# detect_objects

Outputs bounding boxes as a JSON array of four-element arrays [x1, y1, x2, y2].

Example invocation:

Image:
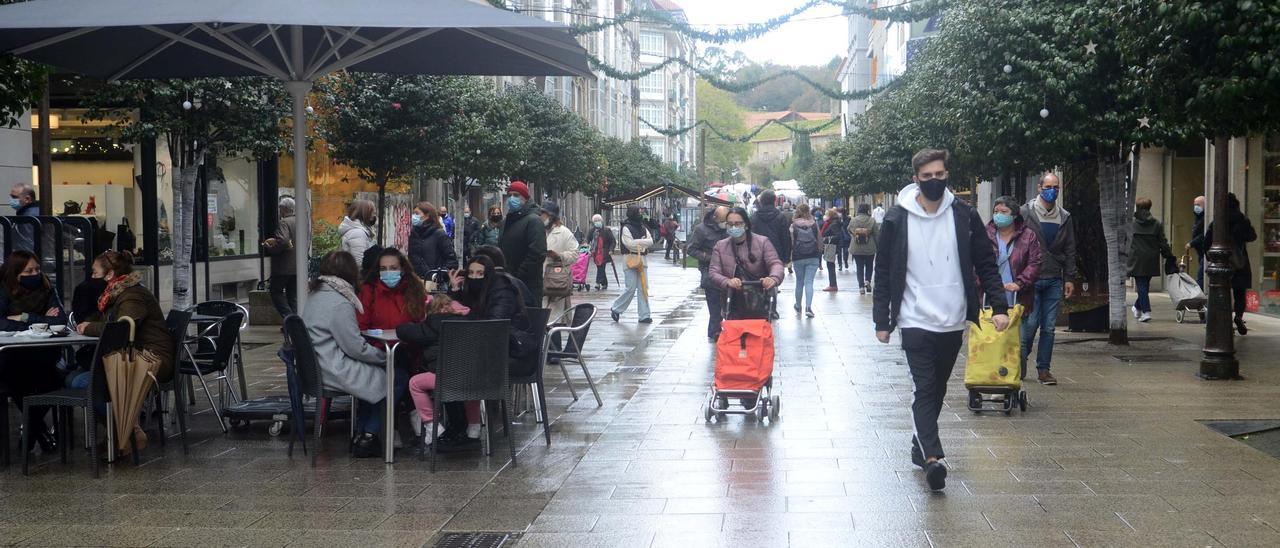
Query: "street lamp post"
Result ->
[[1200, 137, 1239, 379]]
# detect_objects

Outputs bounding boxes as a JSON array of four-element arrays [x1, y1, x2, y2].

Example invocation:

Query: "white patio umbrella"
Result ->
[[0, 0, 591, 311]]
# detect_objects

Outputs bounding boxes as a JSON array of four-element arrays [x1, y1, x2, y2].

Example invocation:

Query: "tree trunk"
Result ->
[[170, 149, 202, 310], [452, 177, 466, 264], [1098, 150, 1136, 345], [376, 176, 387, 247]]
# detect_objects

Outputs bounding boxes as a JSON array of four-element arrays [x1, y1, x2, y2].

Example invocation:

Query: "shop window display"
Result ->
[[1261, 133, 1280, 315]]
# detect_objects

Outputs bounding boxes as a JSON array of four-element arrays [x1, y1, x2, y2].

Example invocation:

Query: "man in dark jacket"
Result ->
[[462, 207, 483, 261], [872, 148, 1008, 492], [1186, 195, 1206, 287], [751, 190, 790, 318], [687, 206, 729, 339], [9, 183, 40, 253], [1018, 172, 1077, 386], [498, 181, 547, 304], [262, 197, 298, 316]]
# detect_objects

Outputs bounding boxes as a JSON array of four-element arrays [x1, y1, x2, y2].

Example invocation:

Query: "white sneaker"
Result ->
[[409, 412, 423, 436], [393, 431, 403, 449], [466, 424, 482, 439], [1132, 305, 1141, 319], [1139, 312, 1152, 323]]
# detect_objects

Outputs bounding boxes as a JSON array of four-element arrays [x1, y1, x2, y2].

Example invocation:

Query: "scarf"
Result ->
[[1031, 197, 1062, 223], [98, 272, 143, 313], [320, 275, 364, 314]]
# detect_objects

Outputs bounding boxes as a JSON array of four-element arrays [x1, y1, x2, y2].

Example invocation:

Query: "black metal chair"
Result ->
[[547, 304, 603, 407], [430, 319, 513, 472], [192, 300, 250, 398], [282, 314, 356, 467], [158, 309, 191, 454], [22, 321, 130, 478], [177, 311, 244, 433], [0, 385, 13, 467], [509, 308, 552, 447]]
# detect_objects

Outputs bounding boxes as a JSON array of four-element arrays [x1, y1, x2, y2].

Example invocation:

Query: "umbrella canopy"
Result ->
[[0, 0, 590, 311]]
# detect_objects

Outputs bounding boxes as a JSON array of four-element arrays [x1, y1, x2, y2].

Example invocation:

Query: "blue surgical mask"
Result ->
[[992, 212, 1015, 228], [8, 197, 21, 209], [506, 196, 524, 211], [380, 271, 402, 288], [1040, 187, 1059, 203], [727, 226, 746, 239], [593, 221, 603, 228], [1193, 205, 1204, 215], [411, 213, 423, 227]]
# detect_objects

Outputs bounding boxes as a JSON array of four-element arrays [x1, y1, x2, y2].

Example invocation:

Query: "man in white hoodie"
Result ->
[[872, 148, 1010, 491]]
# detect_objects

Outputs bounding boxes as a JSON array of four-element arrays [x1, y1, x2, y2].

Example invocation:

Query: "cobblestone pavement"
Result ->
[[3, 256, 1280, 547]]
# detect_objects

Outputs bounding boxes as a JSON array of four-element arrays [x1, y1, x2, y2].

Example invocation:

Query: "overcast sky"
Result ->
[[676, 0, 847, 67]]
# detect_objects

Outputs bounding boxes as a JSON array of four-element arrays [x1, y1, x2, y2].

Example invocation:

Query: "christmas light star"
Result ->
[[1137, 116, 1151, 128], [1084, 41, 1098, 55]]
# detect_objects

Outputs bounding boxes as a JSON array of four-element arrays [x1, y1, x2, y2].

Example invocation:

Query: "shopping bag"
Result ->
[[714, 319, 774, 391], [964, 304, 1024, 389], [1165, 271, 1206, 310], [1246, 290, 1261, 313]]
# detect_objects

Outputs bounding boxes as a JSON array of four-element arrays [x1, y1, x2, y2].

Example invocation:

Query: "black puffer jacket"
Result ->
[[408, 223, 458, 276], [751, 206, 791, 263], [499, 202, 548, 302]]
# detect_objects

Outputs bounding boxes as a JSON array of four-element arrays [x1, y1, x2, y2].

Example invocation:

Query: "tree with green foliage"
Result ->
[[84, 77, 288, 309], [506, 84, 604, 198], [695, 79, 750, 183], [0, 0, 44, 128], [600, 137, 670, 200]]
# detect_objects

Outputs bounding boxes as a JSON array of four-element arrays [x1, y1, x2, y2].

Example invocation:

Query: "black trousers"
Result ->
[[853, 254, 874, 288], [705, 283, 723, 338], [900, 328, 964, 461], [825, 262, 837, 288], [595, 261, 610, 287], [270, 275, 297, 317], [837, 245, 850, 269], [1233, 287, 1247, 317]]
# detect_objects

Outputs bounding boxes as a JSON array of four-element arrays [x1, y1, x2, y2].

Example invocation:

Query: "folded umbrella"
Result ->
[[104, 317, 161, 453]]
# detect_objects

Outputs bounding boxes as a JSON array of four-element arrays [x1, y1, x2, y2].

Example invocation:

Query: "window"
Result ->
[[639, 71, 664, 94], [639, 32, 664, 55], [647, 139, 665, 161], [638, 102, 664, 126]]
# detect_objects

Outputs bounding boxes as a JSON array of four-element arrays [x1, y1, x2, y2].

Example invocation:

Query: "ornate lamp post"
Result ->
[[1200, 137, 1239, 379]]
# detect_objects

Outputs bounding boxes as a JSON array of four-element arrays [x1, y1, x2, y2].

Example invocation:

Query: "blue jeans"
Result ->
[[1020, 278, 1064, 374], [69, 371, 108, 415], [611, 266, 651, 321], [1134, 276, 1152, 313], [792, 258, 819, 310], [355, 366, 408, 435]]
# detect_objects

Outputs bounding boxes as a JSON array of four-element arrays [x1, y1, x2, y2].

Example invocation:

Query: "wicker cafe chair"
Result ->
[[429, 319, 513, 472]]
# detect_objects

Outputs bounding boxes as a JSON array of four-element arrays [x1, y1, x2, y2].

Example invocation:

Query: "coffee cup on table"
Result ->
[[30, 323, 50, 334], [50, 325, 69, 335]]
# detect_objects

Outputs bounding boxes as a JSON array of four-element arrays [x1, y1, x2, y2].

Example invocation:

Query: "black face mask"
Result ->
[[918, 178, 948, 201], [84, 277, 108, 292], [489, 215, 502, 223], [19, 275, 43, 290], [465, 278, 485, 295]]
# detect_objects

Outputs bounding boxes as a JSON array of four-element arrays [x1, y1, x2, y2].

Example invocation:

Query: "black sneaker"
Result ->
[[611, 311, 620, 322], [911, 448, 925, 469], [352, 432, 380, 458], [638, 318, 652, 324], [925, 461, 948, 491]]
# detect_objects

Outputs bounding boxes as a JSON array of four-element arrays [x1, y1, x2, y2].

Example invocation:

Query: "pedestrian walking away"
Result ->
[[663, 215, 680, 261], [688, 206, 730, 339], [263, 196, 298, 317], [709, 207, 784, 320], [1018, 172, 1076, 385], [789, 203, 822, 318], [873, 148, 1008, 492], [611, 205, 654, 323], [1128, 197, 1178, 323], [1205, 192, 1258, 335], [586, 214, 615, 290], [837, 207, 852, 270], [819, 208, 840, 292], [498, 180, 547, 305], [849, 203, 879, 294]]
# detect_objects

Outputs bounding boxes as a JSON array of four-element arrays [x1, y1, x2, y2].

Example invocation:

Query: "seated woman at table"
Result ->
[[74, 250, 174, 451], [357, 248, 423, 447], [397, 255, 528, 447], [302, 251, 388, 458], [0, 250, 67, 453]]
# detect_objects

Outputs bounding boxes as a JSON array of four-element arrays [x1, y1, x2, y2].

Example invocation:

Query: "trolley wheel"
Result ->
[[269, 421, 285, 437], [967, 389, 981, 411], [1018, 391, 1028, 412], [1176, 310, 1186, 323], [770, 395, 780, 421], [755, 400, 767, 421], [704, 405, 713, 422]]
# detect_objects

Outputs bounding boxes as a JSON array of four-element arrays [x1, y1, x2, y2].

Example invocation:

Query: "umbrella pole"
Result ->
[[288, 81, 312, 314]]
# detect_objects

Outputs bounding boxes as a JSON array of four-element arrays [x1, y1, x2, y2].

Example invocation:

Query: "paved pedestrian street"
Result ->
[[3, 259, 1280, 547]]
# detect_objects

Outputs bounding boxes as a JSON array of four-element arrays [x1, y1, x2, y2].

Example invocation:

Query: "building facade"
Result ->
[[837, 2, 940, 134], [635, 0, 697, 170]]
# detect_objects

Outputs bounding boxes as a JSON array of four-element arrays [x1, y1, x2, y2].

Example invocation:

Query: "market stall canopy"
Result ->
[[603, 182, 732, 207], [0, 0, 591, 311]]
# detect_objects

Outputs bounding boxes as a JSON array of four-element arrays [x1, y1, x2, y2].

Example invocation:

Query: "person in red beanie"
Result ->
[[498, 180, 547, 303]]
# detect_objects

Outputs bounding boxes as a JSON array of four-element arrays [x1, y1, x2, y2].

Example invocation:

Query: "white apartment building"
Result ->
[[837, 2, 941, 135], [635, 0, 697, 170]]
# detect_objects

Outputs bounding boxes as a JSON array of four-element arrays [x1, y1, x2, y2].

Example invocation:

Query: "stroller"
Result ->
[[1169, 254, 1207, 323], [704, 280, 780, 423], [572, 244, 591, 292]]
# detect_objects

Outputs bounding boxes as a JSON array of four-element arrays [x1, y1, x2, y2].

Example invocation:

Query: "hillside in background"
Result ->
[[731, 56, 843, 113]]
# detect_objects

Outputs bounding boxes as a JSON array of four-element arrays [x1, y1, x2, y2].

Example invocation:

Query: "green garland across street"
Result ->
[[640, 115, 842, 142]]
